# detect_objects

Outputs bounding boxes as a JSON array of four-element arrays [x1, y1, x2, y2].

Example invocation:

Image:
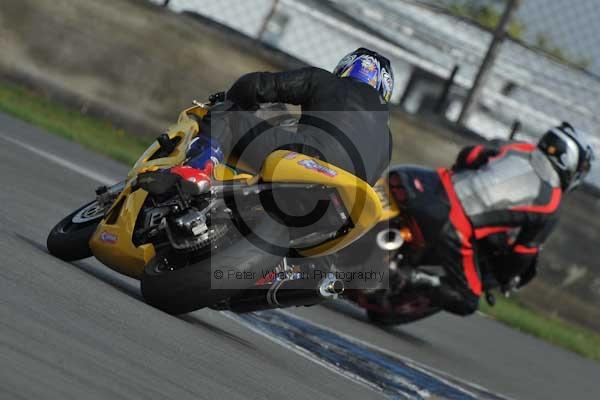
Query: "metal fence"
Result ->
[[420, 0, 600, 74], [155, 0, 600, 186], [408, 0, 600, 165]]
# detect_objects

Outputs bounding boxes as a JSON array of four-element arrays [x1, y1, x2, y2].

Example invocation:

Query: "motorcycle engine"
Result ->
[[134, 198, 230, 254]]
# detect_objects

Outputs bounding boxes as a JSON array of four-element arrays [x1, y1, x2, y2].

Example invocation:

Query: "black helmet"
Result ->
[[538, 122, 595, 191], [333, 48, 394, 102]]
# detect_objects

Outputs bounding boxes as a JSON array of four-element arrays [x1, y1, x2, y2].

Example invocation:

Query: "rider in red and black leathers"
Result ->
[[388, 123, 594, 316], [437, 141, 562, 315]]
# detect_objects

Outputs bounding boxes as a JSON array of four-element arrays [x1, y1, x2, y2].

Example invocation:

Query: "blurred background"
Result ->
[[1, 0, 599, 331]]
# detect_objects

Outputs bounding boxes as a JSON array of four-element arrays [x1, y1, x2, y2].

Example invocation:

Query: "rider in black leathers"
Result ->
[[177, 48, 394, 188]]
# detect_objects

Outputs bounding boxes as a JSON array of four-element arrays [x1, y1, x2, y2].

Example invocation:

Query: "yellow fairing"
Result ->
[[90, 106, 207, 278], [89, 103, 382, 274], [374, 177, 400, 221], [89, 187, 155, 279], [127, 109, 202, 179], [213, 164, 253, 182], [261, 151, 382, 257]]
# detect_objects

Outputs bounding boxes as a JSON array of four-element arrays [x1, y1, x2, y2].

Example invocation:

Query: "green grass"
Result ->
[[1, 77, 600, 361], [480, 296, 600, 361], [0, 80, 151, 165]]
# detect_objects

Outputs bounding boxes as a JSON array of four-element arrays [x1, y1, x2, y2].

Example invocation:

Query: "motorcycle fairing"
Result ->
[[89, 187, 154, 279], [89, 105, 382, 278], [261, 151, 382, 257]]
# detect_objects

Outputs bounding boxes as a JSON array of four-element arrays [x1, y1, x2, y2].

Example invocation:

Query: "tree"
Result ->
[[442, 0, 590, 70], [535, 34, 591, 69], [445, 0, 524, 38]]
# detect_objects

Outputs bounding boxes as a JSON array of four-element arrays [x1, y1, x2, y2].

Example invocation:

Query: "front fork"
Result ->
[[95, 180, 127, 208]]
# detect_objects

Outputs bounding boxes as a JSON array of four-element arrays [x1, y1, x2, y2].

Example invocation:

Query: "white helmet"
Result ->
[[538, 122, 595, 191]]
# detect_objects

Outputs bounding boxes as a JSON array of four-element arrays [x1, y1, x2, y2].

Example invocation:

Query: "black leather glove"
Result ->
[[452, 146, 499, 172], [226, 75, 260, 111]]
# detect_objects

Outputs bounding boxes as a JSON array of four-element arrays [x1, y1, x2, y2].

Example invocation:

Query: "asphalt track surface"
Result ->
[[1, 111, 599, 399]]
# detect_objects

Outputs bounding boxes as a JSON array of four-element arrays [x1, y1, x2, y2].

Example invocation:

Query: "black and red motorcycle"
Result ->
[[339, 165, 510, 326]]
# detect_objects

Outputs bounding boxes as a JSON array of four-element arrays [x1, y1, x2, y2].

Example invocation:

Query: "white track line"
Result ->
[[0, 134, 115, 185]]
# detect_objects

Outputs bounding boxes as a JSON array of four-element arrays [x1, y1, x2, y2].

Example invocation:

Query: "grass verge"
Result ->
[[0, 80, 151, 165], [480, 296, 600, 361], [1, 78, 600, 362]]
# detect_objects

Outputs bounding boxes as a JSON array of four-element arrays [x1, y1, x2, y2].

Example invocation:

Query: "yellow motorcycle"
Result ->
[[47, 95, 382, 314]]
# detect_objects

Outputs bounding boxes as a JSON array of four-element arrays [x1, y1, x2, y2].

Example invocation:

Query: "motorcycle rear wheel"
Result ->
[[367, 308, 440, 326], [367, 297, 441, 326]]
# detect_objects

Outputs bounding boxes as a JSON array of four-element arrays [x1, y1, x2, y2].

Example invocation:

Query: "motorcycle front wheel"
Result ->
[[141, 218, 289, 315], [47, 200, 106, 261]]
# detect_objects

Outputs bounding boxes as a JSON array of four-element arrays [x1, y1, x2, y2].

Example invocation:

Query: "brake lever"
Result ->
[[209, 92, 226, 105]]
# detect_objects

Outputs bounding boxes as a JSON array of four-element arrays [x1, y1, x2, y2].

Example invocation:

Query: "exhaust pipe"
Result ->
[[376, 228, 404, 251], [226, 275, 344, 313]]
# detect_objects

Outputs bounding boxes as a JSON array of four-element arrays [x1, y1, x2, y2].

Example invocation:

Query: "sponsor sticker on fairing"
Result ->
[[298, 159, 338, 177], [99, 231, 118, 244]]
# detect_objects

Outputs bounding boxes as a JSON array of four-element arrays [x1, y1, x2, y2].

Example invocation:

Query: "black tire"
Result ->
[[47, 201, 105, 261], [141, 219, 289, 315], [367, 306, 440, 326]]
